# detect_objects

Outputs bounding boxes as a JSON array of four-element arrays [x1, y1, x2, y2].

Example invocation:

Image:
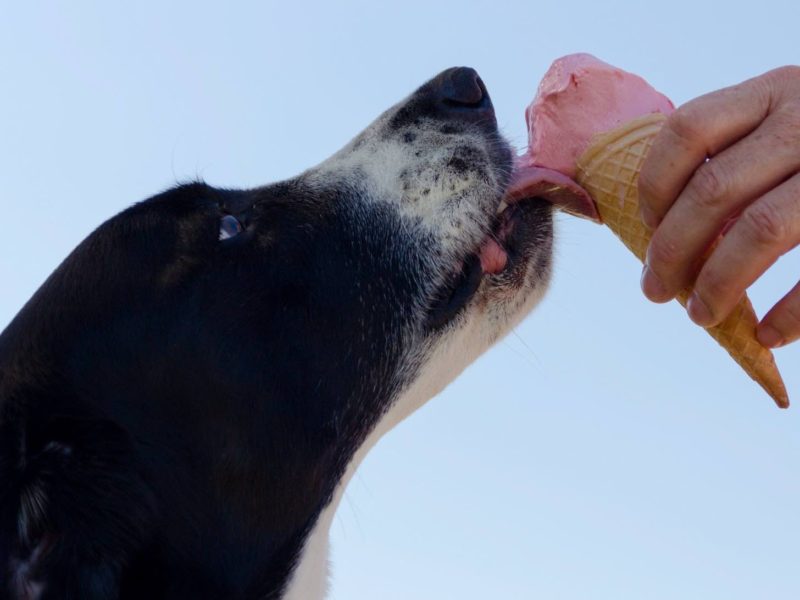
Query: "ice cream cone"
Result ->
[[575, 113, 789, 408]]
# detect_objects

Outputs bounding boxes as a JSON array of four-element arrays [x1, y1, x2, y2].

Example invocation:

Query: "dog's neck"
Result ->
[[283, 319, 489, 599]]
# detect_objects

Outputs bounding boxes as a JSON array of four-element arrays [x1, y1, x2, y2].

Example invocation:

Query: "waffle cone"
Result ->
[[575, 113, 788, 408]]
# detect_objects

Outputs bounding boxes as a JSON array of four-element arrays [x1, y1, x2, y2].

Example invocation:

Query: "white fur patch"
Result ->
[[305, 110, 503, 269]]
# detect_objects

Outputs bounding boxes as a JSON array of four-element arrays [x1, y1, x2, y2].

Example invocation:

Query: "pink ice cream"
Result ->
[[506, 53, 674, 222], [526, 53, 674, 178]]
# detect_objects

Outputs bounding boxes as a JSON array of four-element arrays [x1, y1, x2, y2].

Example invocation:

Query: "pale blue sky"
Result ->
[[1, 2, 798, 598]]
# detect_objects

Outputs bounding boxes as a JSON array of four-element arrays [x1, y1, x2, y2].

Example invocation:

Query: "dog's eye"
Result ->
[[218, 215, 243, 241]]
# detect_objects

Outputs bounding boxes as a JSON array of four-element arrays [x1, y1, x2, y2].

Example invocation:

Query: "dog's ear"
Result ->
[[1, 415, 156, 600]]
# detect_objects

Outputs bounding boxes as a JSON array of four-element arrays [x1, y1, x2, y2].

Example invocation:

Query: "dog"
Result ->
[[1, 67, 560, 599]]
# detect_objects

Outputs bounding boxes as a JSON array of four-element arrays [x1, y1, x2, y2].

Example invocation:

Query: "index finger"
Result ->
[[638, 73, 773, 228]]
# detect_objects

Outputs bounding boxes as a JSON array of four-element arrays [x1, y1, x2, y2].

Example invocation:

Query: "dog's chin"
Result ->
[[426, 195, 553, 331]]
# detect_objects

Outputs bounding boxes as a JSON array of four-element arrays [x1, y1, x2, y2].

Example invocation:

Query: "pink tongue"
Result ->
[[479, 237, 508, 274], [505, 161, 601, 223]]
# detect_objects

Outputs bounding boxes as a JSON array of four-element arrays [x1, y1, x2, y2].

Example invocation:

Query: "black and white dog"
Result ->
[[0, 68, 573, 599]]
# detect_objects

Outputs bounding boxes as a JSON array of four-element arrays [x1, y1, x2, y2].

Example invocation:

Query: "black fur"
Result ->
[[0, 178, 433, 598], [0, 67, 546, 599]]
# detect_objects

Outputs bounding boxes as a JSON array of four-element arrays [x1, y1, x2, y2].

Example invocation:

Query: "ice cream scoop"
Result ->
[[525, 53, 674, 178], [506, 54, 671, 222]]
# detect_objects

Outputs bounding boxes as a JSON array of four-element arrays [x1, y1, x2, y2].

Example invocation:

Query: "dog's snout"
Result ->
[[433, 67, 494, 120], [388, 67, 497, 131], [438, 67, 484, 105]]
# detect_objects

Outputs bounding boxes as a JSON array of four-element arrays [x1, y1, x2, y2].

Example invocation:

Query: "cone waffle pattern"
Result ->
[[575, 114, 788, 408]]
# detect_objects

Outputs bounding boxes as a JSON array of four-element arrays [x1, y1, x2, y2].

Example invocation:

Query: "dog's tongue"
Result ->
[[505, 160, 601, 222], [479, 237, 508, 274]]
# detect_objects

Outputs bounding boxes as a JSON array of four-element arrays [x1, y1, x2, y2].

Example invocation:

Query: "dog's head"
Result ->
[[9, 66, 553, 431], [1, 67, 558, 596], [301, 66, 555, 403]]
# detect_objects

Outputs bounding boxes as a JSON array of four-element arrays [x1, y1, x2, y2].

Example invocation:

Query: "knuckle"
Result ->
[[774, 101, 800, 137], [667, 107, 705, 145], [770, 65, 800, 85], [762, 66, 800, 108], [740, 201, 787, 247], [687, 163, 729, 209]]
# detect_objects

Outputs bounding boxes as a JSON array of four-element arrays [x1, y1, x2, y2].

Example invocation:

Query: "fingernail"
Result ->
[[687, 292, 714, 327], [757, 325, 785, 349], [640, 205, 660, 229], [641, 265, 669, 302]]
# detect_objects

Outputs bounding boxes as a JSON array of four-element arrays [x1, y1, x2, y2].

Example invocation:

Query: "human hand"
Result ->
[[638, 66, 800, 348]]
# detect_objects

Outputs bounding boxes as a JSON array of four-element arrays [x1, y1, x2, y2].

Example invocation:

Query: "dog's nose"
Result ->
[[433, 67, 494, 120]]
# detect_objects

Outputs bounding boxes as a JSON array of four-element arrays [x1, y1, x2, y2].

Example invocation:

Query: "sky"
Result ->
[[1, 1, 798, 598]]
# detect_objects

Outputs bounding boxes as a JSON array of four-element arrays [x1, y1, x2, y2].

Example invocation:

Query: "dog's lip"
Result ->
[[504, 159, 601, 223], [430, 197, 538, 328], [476, 197, 534, 276], [478, 237, 507, 273]]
